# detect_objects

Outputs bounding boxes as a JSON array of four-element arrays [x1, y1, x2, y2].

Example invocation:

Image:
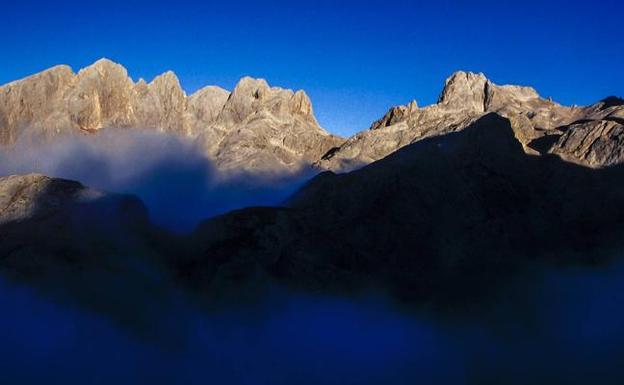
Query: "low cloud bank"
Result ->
[[0, 130, 311, 231]]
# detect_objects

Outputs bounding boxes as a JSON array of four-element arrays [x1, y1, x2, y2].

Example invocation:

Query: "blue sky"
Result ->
[[1, 0, 622, 137]]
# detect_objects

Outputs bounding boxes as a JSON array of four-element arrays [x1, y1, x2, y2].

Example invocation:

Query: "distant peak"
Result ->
[[89, 58, 125, 70], [438, 71, 489, 112], [150, 70, 181, 86], [80, 58, 129, 78], [232, 77, 270, 96], [190, 85, 230, 98], [439, 71, 488, 100], [93, 57, 117, 65], [445, 70, 487, 82]]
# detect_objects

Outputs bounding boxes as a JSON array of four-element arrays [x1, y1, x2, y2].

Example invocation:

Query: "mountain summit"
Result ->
[[1, 63, 622, 173], [318, 71, 624, 171], [0, 59, 342, 174]]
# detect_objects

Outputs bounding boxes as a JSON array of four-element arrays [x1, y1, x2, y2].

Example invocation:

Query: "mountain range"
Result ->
[[0, 59, 341, 175], [1, 60, 624, 304], [2, 59, 623, 175]]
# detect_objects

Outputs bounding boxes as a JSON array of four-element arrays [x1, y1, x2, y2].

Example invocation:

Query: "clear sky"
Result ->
[[1, 0, 622, 137]]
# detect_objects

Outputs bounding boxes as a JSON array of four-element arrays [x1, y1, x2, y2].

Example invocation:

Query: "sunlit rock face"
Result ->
[[317, 71, 624, 171], [548, 98, 624, 168], [3, 62, 621, 174], [196, 76, 343, 174], [0, 59, 343, 175]]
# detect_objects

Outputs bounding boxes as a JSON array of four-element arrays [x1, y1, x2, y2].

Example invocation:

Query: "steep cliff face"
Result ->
[[0, 59, 212, 141], [200, 77, 343, 173], [0, 59, 342, 174], [317, 71, 621, 171]]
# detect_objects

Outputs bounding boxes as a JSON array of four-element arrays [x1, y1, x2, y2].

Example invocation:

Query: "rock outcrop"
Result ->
[[0, 173, 103, 225], [548, 98, 624, 167], [0, 173, 157, 271], [0, 59, 342, 174], [317, 71, 622, 171], [196, 77, 343, 174], [0, 173, 180, 332]]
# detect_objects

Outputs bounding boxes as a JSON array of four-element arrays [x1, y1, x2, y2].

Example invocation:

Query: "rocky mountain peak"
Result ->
[[218, 77, 317, 126], [80, 58, 129, 79], [0, 61, 343, 174], [150, 71, 183, 89], [369, 100, 418, 130], [318, 69, 623, 172], [147, 71, 186, 104], [438, 71, 488, 112], [232, 76, 271, 97]]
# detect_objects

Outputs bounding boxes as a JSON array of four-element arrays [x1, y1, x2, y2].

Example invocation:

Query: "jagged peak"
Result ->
[[78, 58, 129, 80], [231, 76, 271, 99], [150, 70, 181, 87], [444, 70, 487, 83], [190, 85, 230, 99], [87, 58, 127, 72], [438, 71, 488, 110], [368, 99, 418, 130], [91, 57, 119, 66], [438, 71, 546, 112]]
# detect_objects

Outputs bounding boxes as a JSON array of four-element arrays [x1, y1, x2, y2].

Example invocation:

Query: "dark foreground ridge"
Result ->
[[2, 113, 624, 318]]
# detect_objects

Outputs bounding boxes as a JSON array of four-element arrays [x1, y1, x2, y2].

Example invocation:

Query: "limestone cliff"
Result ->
[[317, 71, 622, 171], [0, 59, 342, 174]]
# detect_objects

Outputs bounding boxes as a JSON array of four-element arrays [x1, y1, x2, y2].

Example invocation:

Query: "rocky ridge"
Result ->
[[0, 59, 342, 174], [318, 71, 624, 171]]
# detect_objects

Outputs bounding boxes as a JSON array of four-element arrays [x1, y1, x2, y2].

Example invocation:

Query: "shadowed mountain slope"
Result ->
[[186, 114, 624, 302]]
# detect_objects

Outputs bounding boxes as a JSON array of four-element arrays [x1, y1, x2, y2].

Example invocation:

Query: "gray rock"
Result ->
[[550, 118, 624, 167]]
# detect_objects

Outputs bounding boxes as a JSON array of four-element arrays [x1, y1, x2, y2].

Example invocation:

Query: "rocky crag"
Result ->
[[2, 62, 622, 174], [0, 59, 342, 174], [318, 72, 624, 171]]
